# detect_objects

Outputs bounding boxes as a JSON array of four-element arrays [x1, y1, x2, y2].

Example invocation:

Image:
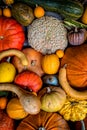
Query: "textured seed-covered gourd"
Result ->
[[28, 16, 68, 54]]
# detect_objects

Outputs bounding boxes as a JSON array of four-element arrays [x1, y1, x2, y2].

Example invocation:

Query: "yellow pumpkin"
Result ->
[[6, 98, 29, 120], [41, 54, 60, 74]]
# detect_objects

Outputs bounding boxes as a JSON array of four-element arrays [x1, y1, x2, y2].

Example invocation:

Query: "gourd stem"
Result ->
[[74, 27, 78, 32]]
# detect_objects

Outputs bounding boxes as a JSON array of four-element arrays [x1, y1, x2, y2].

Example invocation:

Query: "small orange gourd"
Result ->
[[41, 54, 60, 74], [0, 97, 7, 109], [3, 7, 12, 17], [34, 6, 45, 18], [6, 98, 29, 120], [81, 6, 87, 24], [56, 49, 64, 58]]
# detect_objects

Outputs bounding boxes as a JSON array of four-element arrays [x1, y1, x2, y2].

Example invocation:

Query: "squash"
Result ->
[[12, 3, 34, 26], [68, 28, 87, 45], [34, 6, 45, 18], [16, 110, 70, 130], [38, 86, 66, 112], [60, 44, 87, 89], [0, 110, 14, 130], [81, 6, 87, 24], [42, 74, 59, 86], [59, 96, 87, 121], [3, 0, 14, 5], [0, 83, 41, 114], [0, 97, 8, 109], [16, 0, 83, 20], [0, 17, 25, 51], [0, 49, 28, 66], [58, 66, 87, 100], [14, 70, 43, 93], [6, 98, 29, 120], [3, 7, 12, 17], [41, 54, 60, 74], [12, 48, 44, 77], [28, 16, 68, 55]]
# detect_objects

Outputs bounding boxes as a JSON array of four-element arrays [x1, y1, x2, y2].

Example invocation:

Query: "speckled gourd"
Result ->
[[28, 16, 68, 54]]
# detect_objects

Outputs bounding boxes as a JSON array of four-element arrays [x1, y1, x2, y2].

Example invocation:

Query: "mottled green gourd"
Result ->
[[12, 2, 34, 26]]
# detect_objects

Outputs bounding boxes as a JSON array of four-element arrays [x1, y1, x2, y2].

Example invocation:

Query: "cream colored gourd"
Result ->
[[0, 83, 41, 114], [58, 66, 87, 100]]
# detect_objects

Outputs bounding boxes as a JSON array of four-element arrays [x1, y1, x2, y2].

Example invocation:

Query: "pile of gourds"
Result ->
[[0, 0, 87, 130]]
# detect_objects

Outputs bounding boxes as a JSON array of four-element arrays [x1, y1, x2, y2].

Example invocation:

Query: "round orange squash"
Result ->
[[41, 54, 60, 74], [61, 44, 87, 89], [0, 16, 25, 51], [16, 110, 70, 130]]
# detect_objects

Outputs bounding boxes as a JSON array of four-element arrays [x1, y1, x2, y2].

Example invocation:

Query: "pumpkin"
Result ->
[[34, 6, 45, 18], [28, 16, 68, 54], [75, 118, 87, 130], [6, 98, 29, 120], [0, 97, 8, 109], [59, 95, 87, 121], [12, 48, 44, 77], [68, 28, 86, 45], [0, 16, 25, 51], [14, 70, 43, 93], [41, 54, 60, 74], [16, 110, 70, 130], [38, 86, 66, 112], [0, 109, 14, 130], [61, 44, 87, 88], [3, 7, 12, 17]]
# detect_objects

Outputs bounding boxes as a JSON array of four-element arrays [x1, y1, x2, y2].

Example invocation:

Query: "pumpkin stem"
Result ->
[[0, 36, 4, 40], [74, 27, 78, 32], [46, 87, 51, 93], [31, 60, 36, 66], [38, 127, 46, 130]]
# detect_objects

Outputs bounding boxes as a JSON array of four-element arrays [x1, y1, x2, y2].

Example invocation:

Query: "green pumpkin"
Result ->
[[38, 86, 66, 112], [12, 3, 34, 26]]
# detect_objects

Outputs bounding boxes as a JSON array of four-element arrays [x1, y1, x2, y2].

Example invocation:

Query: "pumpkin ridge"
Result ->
[[21, 117, 38, 129]]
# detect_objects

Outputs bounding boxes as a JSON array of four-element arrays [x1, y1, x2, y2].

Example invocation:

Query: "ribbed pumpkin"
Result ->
[[41, 54, 60, 74], [16, 110, 70, 130], [61, 44, 87, 89], [0, 16, 25, 51], [0, 110, 14, 130], [6, 98, 29, 120]]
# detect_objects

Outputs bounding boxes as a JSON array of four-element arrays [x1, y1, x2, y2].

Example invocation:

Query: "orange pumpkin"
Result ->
[[61, 44, 87, 89], [0, 110, 14, 130], [12, 48, 44, 77], [0, 16, 25, 51], [41, 54, 60, 74], [14, 70, 43, 92], [16, 110, 70, 130]]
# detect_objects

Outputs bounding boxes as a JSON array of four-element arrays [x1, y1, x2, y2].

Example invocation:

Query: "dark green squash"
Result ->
[[15, 0, 84, 20]]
